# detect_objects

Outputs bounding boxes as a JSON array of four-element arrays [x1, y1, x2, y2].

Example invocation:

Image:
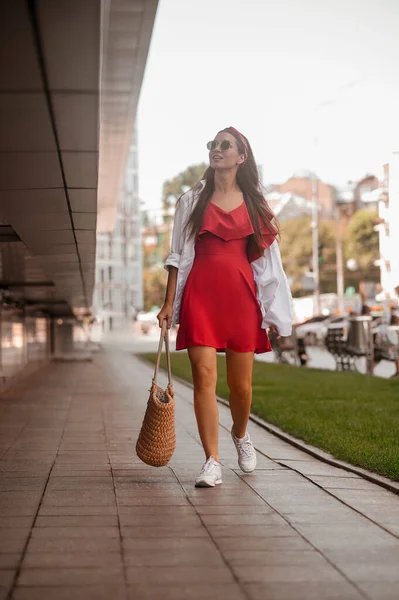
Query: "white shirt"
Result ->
[[164, 182, 294, 337]]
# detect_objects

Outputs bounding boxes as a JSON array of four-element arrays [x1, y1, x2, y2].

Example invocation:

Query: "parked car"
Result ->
[[295, 315, 347, 346], [136, 310, 158, 335]]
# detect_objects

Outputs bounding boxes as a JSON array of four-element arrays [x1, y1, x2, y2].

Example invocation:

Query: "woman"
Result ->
[[157, 127, 293, 487]]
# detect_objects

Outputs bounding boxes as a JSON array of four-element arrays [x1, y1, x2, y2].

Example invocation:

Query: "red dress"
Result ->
[[176, 201, 275, 354]]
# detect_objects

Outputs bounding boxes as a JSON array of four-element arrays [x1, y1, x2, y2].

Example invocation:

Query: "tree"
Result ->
[[343, 210, 379, 272], [278, 210, 380, 298], [342, 209, 380, 291], [143, 267, 167, 311], [279, 216, 337, 296], [162, 163, 208, 221]]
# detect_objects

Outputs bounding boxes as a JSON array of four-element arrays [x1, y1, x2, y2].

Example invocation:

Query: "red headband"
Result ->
[[226, 126, 248, 159]]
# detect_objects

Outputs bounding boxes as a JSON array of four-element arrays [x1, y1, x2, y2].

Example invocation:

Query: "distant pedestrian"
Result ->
[[157, 127, 293, 487]]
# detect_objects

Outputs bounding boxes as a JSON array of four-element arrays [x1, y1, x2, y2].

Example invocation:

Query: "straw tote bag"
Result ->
[[136, 321, 175, 467]]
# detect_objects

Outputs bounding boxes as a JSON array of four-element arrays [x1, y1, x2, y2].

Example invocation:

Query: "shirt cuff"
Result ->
[[262, 318, 292, 337], [164, 252, 181, 272]]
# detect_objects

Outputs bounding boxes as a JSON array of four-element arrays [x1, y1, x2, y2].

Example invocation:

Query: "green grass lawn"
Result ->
[[140, 352, 399, 481]]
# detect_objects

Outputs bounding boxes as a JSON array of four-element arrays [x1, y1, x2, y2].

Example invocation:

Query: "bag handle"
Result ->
[[153, 320, 172, 388]]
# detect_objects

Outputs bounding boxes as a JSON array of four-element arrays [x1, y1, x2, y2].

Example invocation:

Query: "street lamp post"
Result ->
[[312, 80, 362, 317], [335, 204, 345, 314], [311, 175, 321, 315]]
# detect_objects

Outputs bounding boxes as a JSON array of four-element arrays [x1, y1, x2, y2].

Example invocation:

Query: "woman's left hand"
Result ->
[[268, 325, 280, 339]]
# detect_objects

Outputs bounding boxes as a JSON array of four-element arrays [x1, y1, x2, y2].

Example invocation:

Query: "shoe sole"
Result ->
[[239, 463, 256, 473], [195, 478, 222, 488]]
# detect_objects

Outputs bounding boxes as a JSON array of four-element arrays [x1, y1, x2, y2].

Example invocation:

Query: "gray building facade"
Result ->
[[94, 130, 143, 332]]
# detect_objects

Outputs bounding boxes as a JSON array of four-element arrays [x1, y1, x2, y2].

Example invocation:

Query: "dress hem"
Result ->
[[176, 342, 272, 355]]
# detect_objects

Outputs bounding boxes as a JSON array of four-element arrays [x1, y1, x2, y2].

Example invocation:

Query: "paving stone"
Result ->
[[122, 537, 218, 553], [35, 516, 118, 527], [0, 570, 15, 588], [189, 494, 267, 506], [278, 460, 354, 477], [126, 566, 234, 584], [22, 552, 123, 568], [46, 478, 114, 491], [18, 567, 124, 586], [223, 549, 328, 566], [126, 583, 246, 600], [12, 585, 128, 600], [113, 481, 182, 491], [0, 507, 36, 518], [116, 488, 186, 498], [0, 469, 50, 478], [381, 523, 399, 536], [335, 559, 399, 582], [0, 554, 20, 568], [233, 564, 344, 583], [116, 496, 190, 506], [294, 524, 399, 551], [246, 582, 364, 599], [194, 505, 274, 515], [201, 513, 287, 526], [284, 511, 366, 525], [215, 536, 313, 551], [42, 491, 116, 506], [38, 506, 118, 516], [26, 537, 121, 553], [357, 582, 399, 600], [51, 464, 110, 471], [119, 514, 201, 527], [0, 478, 46, 492], [0, 517, 33, 528], [0, 528, 30, 540], [207, 524, 296, 538], [308, 475, 377, 490], [0, 493, 41, 508], [117, 505, 196, 516], [50, 470, 112, 477], [121, 525, 208, 538], [124, 547, 225, 567], [31, 527, 119, 539]]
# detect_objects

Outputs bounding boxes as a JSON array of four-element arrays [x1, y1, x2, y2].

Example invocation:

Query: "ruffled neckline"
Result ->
[[199, 201, 253, 241], [198, 201, 275, 248]]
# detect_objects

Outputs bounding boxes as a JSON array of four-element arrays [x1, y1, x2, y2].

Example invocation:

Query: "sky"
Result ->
[[137, 0, 399, 211]]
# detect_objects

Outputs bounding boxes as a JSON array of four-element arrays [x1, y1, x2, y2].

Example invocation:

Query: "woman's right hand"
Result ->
[[157, 302, 173, 329]]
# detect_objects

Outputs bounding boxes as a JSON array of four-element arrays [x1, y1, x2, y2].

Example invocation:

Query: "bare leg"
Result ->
[[226, 349, 254, 438], [188, 346, 219, 461]]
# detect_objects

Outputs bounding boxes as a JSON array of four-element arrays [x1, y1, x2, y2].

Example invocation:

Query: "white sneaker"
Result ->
[[231, 427, 257, 473], [195, 456, 222, 487]]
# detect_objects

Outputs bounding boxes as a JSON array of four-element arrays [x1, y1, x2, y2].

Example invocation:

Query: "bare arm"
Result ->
[[157, 266, 178, 329]]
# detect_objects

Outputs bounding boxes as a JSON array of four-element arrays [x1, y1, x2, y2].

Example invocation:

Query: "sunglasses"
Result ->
[[207, 140, 234, 151]]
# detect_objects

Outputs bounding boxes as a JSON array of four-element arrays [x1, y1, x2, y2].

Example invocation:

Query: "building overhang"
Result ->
[[0, 0, 158, 319]]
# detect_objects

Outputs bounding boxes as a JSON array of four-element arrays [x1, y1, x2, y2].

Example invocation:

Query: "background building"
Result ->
[[377, 154, 399, 301], [94, 129, 143, 332], [270, 170, 336, 216], [0, 0, 157, 389]]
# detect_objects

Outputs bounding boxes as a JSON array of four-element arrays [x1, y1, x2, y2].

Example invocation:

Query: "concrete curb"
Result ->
[[137, 356, 399, 496]]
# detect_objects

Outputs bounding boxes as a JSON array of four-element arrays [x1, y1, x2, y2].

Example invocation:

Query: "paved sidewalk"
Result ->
[[0, 344, 399, 600]]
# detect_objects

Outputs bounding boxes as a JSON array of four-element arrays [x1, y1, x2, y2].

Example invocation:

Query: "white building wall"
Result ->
[[378, 151, 399, 300]]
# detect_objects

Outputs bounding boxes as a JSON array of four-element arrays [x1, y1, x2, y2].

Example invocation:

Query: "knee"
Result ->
[[192, 363, 216, 391], [228, 380, 252, 397]]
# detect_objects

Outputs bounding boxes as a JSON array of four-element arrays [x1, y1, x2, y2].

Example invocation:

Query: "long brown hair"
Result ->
[[186, 127, 279, 258]]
